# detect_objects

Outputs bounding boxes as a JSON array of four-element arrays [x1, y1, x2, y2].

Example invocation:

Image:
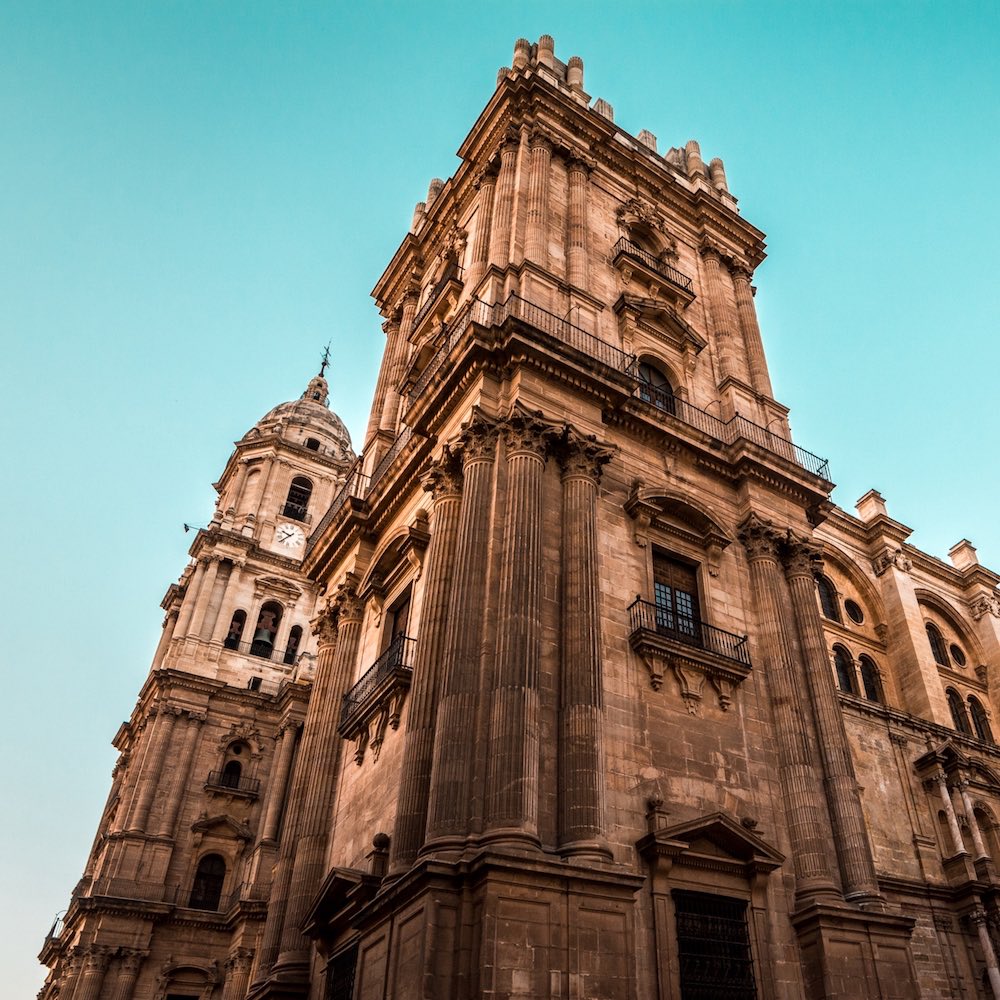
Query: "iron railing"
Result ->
[[367, 425, 413, 498], [629, 598, 751, 666], [612, 237, 693, 292], [411, 261, 463, 331], [308, 461, 371, 544], [223, 638, 297, 663], [728, 415, 830, 479], [340, 634, 415, 727], [406, 299, 487, 405], [205, 770, 261, 795]]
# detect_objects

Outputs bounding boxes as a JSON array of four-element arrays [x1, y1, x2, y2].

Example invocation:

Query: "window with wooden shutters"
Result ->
[[653, 551, 700, 639]]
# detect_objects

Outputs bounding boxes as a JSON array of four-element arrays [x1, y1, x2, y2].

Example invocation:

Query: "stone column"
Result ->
[[783, 540, 882, 905], [59, 949, 85, 1000], [524, 130, 552, 268], [276, 584, 364, 970], [254, 457, 279, 522], [222, 948, 255, 1000], [380, 290, 419, 437], [465, 168, 497, 290], [151, 607, 179, 669], [187, 556, 221, 639], [73, 947, 111, 1000], [483, 410, 555, 846], [934, 771, 968, 856], [127, 706, 180, 833], [700, 242, 741, 386], [959, 779, 991, 860], [210, 559, 245, 645], [566, 155, 590, 290], [156, 711, 205, 837], [364, 317, 400, 448], [173, 561, 206, 636], [391, 452, 464, 871], [488, 131, 519, 269], [260, 721, 299, 844], [558, 433, 613, 859], [109, 950, 145, 1000], [731, 264, 774, 397], [738, 515, 841, 904], [425, 415, 499, 851], [972, 907, 1000, 999]]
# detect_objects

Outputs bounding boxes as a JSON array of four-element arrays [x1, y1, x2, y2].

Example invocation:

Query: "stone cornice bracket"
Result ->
[[557, 428, 616, 483], [624, 480, 659, 549], [737, 513, 783, 562], [872, 546, 912, 577], [970, 593, 1000, 620]]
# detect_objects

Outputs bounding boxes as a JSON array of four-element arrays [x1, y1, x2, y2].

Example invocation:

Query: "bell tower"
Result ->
[[38, 366, 356, 1000]]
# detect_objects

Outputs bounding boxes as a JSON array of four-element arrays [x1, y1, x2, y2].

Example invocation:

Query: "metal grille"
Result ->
[[325, 945, 358, 1000], [674, 891, 757, 1000]]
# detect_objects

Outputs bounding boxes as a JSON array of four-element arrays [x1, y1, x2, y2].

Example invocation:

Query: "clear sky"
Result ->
[[3, 1, 998, 992]]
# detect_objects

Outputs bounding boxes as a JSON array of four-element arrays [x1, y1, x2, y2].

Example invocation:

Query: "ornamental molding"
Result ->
[[872, 547, 912, 577], [252, 575, 303, 602], [421, 445, 464, 501], [557, 429, 616, 482], [500, 405, 562, 459], [218, 722, 265, 758], [970, 593, 1000, 620], [452, 409, 501, 464]]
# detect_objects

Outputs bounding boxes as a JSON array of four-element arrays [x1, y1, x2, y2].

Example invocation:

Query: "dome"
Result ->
[[248, 373, 355, 463]]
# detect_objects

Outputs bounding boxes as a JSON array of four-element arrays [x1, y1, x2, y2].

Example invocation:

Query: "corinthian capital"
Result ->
[[501, 406, 561, 459], [422, 446, 464, 501], [558, 430, 615, 483], [453, 409, 500, 464], [782, 534, 824, 579], [737, 513, 782, 562], [310, 604, 339, 648], [331, 577, 365, 624]]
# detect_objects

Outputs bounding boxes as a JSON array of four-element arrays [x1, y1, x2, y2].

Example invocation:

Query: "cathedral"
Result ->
[[39, 35, 1000, 1000]]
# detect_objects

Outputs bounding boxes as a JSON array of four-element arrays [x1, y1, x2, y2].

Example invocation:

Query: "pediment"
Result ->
[[625, 483, 730, 562], [638, 811, 784, 875], [915, 740, 971, 774], [253, 575, 302, 601], [615, 294, 706, 353], [303, 865, 381, 940], [191, 813, 253, 842]]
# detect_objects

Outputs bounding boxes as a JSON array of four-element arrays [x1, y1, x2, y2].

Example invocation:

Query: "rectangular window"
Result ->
[[325, 944, 358, 1000], [673, 890, 756, 1000], [653, 552, 700, 639]]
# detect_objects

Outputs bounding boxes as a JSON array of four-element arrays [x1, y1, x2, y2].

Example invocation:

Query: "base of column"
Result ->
[[246, 960, 309, 1000], [793, 875, 846, 909], [478, 826, 541, 853], [558, 837, 614, 863]]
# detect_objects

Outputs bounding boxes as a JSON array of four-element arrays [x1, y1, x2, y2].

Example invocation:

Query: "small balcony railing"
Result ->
[[612, 237, 693, 292], [308, 461, 371, 546], [205, 770, 261, 796], [222, 638, 298, 664], [628, 598, 751, 667], [340, 634, 416, 729]]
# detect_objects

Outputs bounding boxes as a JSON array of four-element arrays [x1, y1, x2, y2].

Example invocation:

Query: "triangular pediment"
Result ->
[[615, 294, 706, 354], [191, 813, 253, 842]]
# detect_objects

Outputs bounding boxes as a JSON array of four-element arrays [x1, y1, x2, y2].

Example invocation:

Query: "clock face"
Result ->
[[275, 523, 305, 549]]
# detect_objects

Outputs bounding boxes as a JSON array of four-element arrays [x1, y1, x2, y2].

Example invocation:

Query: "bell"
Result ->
[[252, 628, 273, 647]]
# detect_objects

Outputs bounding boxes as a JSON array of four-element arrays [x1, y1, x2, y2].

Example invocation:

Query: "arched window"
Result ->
[[224, 610, 247, 651], [858, 655, 883, 703], [926, 622, 949, 667], [251, 602, 282, 659], [969, 697, 994, 744], [975, 806, 1000, 859], [947, 688, 971, 734], [816, 575, 841, 622], [833, 645, 856, 695], [188, 854, 226, 911], [283, 625, 303, 665], [221, 759, 242, 788], [283, 476, 313, 522], [636, 362, 675, 415]]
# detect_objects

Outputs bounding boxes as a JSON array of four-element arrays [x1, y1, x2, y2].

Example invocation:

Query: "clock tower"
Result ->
[[38, 367, 356, 1000]]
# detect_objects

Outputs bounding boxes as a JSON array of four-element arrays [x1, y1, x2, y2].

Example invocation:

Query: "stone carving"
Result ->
[[873, 548, 912, 577], [737, 513, 782, 562], [441, 220, 468, 263], [422, 446, 464, 501], [500, 406, 561, 458], [453, 411, 500, 464], [558, 430, 615, 482], [782, 535, 824, 578], [970, 593, 1000, 620], [331, 578, 365, 623], [218, 722, 265, 757], [310, 603, 339, 648]]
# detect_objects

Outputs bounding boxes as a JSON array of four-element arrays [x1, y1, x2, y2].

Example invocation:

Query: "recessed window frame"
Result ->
[[844, 599, 865, 625]]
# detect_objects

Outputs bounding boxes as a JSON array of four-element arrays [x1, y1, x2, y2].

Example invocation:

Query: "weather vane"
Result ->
[[319, 341, 331, 378]]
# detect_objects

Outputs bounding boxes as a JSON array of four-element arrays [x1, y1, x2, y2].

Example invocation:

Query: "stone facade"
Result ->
[[40, 35, 1000, 1000]]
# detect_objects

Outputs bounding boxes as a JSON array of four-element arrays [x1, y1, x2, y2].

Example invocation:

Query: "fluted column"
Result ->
[[425, 415, 499, 850], [391, 451, 464, 870], [109, 950, 145, 1000], [151, 607, 179, 669], [380, 290, 419, 436], [187, 556, 221, 639], [210, 559, 245, 645], [127, 706, 179, 833], [700, 242, 741, 386], [784, 540, 882, 905], [73, 947, 111, 1000], [156, 711, 205, 837], [558, 433, 613, 859], [173, 561, 206, 636], [972, 907, 1000, 999], [253, 457, 278, 523], [276, 584, 364, 968], [738, 516, 840, 903], [524, 131, 552, 267], [566, 155, 590, 289], [731, 264, 773, 397], [59, 949, 84, 1000], [465, 168, 497, 290], [484, 410, 555, 845], [934, 771, 968, 855], [258, 721, 298, 844], [959, 779, 991, 860], [364, 317, 399, 448], [488, 131, 519, 268], [222, 948, 254, 1000]]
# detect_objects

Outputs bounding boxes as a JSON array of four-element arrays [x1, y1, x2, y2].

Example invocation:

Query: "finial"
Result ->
[[319, 341, 331, 378]]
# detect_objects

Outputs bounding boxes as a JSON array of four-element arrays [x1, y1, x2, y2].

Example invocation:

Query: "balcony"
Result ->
[[222, 637, 299, 664], [205, 770, 261, 797], [339, 634, 415, 764], [628, 598, 751, 714], [612, 237, 694, 297], [411, 260, 464, 332]]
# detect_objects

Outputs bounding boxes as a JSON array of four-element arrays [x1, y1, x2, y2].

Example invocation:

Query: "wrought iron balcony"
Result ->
[[222, 638, 297, 663], [205, 770, 261, 796], [340, 634, 415, 729], [612, 237, 693, 292], [628, 599, 750, 666]]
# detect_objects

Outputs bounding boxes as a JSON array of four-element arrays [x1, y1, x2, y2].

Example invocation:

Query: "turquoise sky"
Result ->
[[3, 2, 999, 992]]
